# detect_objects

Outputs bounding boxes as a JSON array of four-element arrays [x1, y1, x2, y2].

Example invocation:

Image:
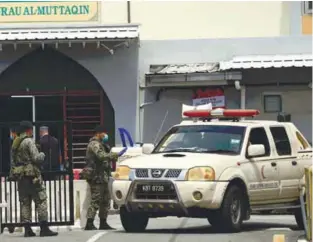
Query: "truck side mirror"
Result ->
[[142, 143, 155, 154], [247, 144, 265, 158]]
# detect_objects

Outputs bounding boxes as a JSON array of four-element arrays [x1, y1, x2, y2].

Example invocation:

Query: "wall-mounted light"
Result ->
[[234, 80, 241, 90]]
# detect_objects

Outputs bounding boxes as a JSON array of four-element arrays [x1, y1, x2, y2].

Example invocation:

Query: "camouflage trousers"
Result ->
[[86, 182, 110, 219], [18, 178, 48, 223]]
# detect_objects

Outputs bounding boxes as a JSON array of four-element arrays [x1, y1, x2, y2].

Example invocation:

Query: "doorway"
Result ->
[[0, 47, 115, 169], [35, 95, 64, 138], [0, 96, 33, 172]]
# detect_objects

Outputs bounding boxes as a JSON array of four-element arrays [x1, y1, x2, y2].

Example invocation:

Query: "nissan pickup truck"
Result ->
[[111, 105, 312, 233]]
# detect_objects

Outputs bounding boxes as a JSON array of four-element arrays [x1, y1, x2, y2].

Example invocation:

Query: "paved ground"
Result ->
[[0, 215, 304, 242]]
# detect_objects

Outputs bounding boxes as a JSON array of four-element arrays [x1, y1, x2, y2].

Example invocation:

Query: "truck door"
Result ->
[[269, 126, 300, 200], [246, 127, 280, 202]]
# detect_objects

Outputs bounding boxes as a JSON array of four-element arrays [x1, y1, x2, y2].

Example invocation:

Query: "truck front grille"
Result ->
[[135, 169, 182, 179], [135, 169, 149, 178], [165, 169, 182, 178]]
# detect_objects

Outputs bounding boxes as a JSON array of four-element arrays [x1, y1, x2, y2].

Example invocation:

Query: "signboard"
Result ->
[[0, 1, 100, 23], [192, 88, 225, 108]]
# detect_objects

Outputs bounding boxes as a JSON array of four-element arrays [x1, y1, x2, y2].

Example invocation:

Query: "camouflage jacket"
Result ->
[[9, 133, 45, 181], [80, 137, 114, 184]]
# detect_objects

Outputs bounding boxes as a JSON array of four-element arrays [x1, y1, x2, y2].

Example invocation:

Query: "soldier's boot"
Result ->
[[39, 221, 58, 237], [84, 218, 97, 231], [99, 219, 115, 230], [24, 224, 36, 237]]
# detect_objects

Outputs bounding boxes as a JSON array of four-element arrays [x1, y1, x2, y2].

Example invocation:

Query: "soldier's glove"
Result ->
[[38, 152, 45, 161], [110, 152, 119, 161]]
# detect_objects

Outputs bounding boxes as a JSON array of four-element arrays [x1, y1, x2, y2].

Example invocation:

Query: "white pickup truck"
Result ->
[[112, 107, 312, 233]]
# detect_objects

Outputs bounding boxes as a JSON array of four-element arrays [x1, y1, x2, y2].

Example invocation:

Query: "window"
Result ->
[[296, 131, 310, 149], [153, 125, 246, 154], [263, 94, 282, 113], [247, 128, 271, 157], [304, 1, 312, 15], [270, 127, 292, 156]]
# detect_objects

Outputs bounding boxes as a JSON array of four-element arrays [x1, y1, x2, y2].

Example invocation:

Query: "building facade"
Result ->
[[0, 1, 311, 169], [137, 1, 313, 143], [0, 1, 140, 169]]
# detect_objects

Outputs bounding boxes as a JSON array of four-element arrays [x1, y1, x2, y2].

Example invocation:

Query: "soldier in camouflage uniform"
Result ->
[[10, 121, 58, 237], [80, 125, 118, 230]]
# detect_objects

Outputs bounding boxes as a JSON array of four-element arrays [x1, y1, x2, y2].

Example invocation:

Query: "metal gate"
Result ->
[[0, 121, 74, 232]]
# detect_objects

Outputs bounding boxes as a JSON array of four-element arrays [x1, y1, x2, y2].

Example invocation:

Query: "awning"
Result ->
[[148, 63, 220, 74], [0, 25, 139, 51], [219, 54, 313, 70], [145, 63, 241, 87]]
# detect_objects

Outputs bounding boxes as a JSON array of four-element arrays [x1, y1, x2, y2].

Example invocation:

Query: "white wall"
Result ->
[[131, 1, 291, 40], [100, 1, 127, 24], [0, 1, 294, 40]]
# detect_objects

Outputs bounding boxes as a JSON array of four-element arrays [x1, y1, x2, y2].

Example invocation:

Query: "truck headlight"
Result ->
[[113, 166, 130, 180], [186, 166, 215, 181]]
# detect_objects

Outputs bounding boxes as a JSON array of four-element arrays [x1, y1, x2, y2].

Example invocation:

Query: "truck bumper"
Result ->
[[112, 179, 229, 215]]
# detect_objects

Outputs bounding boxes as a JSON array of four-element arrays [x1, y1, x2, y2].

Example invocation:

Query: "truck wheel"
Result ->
[[294, 208, 305, 230], [207, 210, 220, 227], [120, 206, 149, 232], [294, 193, 306, 230], [213, 185, 245, 233]]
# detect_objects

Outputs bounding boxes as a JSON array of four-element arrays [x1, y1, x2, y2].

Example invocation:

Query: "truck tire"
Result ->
[[207, 210, 220, 227], [120, 206, 149, 232], [211, 185, 245, 233], [294, 193, 306, 230], [294, 208, 305, 230]]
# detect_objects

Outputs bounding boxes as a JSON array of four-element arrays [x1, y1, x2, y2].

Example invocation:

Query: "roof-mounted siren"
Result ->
[[182, 104, 260, 122], [182, 103, 213, 120]]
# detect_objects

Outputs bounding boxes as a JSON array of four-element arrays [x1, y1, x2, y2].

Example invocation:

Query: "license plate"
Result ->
[[137, 184, 167, 193]]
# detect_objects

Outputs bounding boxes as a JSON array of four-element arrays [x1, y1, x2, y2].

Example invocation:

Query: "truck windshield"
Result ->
[[153, 125, 246, 154]]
